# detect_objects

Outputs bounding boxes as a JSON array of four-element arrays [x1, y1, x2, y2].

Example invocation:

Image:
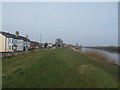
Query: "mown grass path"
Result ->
[[2, 48, 118, 88]]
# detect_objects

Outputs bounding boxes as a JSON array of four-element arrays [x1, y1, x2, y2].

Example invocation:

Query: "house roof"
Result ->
[[30, 41, 39, 44], [0, 31, 30, 42]]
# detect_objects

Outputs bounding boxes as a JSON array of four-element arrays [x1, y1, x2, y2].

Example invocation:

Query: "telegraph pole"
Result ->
[[40, 34, 42, 44], [40, 34, 42, 49]]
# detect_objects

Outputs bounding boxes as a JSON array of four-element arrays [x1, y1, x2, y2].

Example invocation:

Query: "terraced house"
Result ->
[[0, 31, 30, 52]]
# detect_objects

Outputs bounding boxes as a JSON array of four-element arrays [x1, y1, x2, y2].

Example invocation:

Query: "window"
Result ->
[[8, 38, 11, 44], [12, 38, 14, 43], [12, 46, 13, 50], [9, 45, 11, 50], [14, 39, 17, 44]]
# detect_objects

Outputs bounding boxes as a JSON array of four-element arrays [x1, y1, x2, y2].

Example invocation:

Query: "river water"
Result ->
[[82, 48, 120, 65]]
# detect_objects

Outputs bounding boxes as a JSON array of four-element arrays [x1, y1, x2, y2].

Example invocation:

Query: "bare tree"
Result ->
[[55, 39, 63, 48]]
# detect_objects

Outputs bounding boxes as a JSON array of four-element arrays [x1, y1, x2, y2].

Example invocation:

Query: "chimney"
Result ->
[[26, 35, 28, 39], [16, 31, 19, 37]]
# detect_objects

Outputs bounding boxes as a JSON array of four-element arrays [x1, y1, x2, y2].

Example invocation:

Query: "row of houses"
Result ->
[[0, 31, 67, 53], [0, 31, 39, 52]]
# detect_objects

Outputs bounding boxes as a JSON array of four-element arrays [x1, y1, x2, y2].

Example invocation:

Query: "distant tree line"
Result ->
[[85, 46, 120, 53]]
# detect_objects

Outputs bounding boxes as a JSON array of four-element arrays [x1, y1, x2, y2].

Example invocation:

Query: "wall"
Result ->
[[0, 34, 6, 52], [1, 50, 36, 58], [0, 34, 14, 52]]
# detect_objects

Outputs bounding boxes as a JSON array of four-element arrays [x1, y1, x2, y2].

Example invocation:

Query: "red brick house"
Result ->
[[30, 41, 39, 50]]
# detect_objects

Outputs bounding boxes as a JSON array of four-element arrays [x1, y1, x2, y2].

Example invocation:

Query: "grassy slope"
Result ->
[[2, 48, 119, 88]]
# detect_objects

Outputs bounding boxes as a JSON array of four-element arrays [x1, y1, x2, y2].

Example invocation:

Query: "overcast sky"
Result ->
[[2, 2, 118, 46]]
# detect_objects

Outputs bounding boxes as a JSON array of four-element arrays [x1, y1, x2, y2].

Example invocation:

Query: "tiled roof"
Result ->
[[0, 31, 30, 42]]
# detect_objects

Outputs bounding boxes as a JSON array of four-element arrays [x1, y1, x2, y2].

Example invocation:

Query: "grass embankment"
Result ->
[[2, 48, 119, 88]]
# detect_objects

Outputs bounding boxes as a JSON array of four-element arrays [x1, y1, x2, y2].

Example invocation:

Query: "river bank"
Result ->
[[70, 47, 118, 65]]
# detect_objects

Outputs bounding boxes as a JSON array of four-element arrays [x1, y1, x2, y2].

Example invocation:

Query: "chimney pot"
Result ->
[[16, 31, 19, 37]]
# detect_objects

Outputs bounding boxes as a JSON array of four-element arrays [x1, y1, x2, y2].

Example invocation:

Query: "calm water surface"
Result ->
[[82, 48, 120, 65]]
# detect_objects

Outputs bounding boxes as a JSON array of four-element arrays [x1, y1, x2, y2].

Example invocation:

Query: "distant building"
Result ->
[[30, 41, 39, 50], [0, 31, 30, 52], [47, 43, 53, 48], [40, 43, 45, 48], [39, 43, 53, 49]]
